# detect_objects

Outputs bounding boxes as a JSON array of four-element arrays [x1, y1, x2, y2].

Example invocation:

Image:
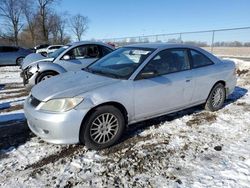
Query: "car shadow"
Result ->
[[0, 102, 10, 110], [115, 86, 248, 149], [224, 86, 248, 105], [0, 99, 25, 111], [0, 117, 33, 152], [0, 84, 5, 90]]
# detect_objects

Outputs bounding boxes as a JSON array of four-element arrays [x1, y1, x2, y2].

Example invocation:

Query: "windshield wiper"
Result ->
[[82, 67, 92, 73], [84, 68, 121, 79], [102, 72, 121, 79]]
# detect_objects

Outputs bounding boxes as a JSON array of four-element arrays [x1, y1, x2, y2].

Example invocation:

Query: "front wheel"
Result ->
[[205, 83, 226, 111], [36, 71, 58, 83], [40, 52, 48, 57], [81, 105, 125, 150]]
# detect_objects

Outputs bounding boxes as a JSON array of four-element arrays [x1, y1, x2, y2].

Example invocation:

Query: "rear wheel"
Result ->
[[80, 105, 125, 150], [205, 83, 226, 111], [41, 52, 47, 57], [16, 57, 24, 66], [36, 71, 58, 83]]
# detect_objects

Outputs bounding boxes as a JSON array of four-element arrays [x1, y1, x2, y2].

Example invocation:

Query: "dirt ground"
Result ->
[[203, 47, 250, 58]]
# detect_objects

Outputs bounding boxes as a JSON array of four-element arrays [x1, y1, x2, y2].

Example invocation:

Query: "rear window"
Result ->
[[101, 46, 113, 57], [49, 46, 62, 50], [190, 50, 213, 68], [1, 46, 19, 52], [39, 44, 49, 49]]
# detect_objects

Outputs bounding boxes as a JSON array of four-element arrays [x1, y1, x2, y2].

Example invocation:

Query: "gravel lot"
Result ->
[[0, 59, 250, 187]]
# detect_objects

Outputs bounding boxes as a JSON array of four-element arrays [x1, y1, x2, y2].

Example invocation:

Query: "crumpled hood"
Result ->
[[31, 71, 119, 101], [21, 53, 54, 69]]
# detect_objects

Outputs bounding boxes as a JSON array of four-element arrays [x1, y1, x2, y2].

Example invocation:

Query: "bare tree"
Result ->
[[37, 0, 56, 42], [48, 13, 60, 42], [0, 0, 71, 47], [21, 0, 36, 45], [70, 14, 88, 41], [0, 0, 23, 45], [57, 14, 68, 44], [48, 12, 68, 44]]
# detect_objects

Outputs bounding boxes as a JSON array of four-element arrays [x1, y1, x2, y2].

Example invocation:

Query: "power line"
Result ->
[[101, 26, 250, 41]]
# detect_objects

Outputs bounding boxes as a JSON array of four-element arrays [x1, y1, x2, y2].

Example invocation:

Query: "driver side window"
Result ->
[[65, 45, 100, 60], [138, 49, 190, 79]]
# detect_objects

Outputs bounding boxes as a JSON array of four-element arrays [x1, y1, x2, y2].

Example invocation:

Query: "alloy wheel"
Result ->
[[211, 87, 224, 108], [90, 113, 119, 144]]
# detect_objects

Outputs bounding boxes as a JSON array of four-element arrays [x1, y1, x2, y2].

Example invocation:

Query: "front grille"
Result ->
[[30, 95, 41, 107]]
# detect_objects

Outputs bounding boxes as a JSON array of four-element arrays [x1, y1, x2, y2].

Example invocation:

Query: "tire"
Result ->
[[36, 71, 58, 83], [41, 52, 47, 57], [80, 105, 125, 150], [16, 57, 24, 66], [205, 83, 226, 112]]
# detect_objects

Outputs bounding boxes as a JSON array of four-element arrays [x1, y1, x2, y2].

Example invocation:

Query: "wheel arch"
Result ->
[[16, 56, 25, 65], [35, 62, 67, 83], [79, 101, 128, 143], [206, 80, 226, 101], [35, 70, 59, 84]]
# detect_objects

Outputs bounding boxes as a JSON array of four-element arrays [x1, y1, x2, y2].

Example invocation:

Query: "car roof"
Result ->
[[68, 41, 115, 49], [49, 45, 63, 47], [124, 43, 201, 50]]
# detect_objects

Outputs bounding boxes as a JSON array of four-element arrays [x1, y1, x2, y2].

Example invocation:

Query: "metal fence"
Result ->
[[100, 26, 250, 58]]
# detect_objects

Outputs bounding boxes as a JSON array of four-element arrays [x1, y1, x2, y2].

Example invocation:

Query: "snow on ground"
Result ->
[[224, 58, 250, 71], [0, 66, 23, 84], [0, 59, 250, 187], [0, 66, 27, 123]]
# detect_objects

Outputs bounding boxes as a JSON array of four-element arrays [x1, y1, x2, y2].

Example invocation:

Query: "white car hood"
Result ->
[[21, 53, 54, 69], [31, 71, 119, 101]]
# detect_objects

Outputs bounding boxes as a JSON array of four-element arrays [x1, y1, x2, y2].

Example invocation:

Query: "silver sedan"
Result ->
[[24, 43, 237, 150]]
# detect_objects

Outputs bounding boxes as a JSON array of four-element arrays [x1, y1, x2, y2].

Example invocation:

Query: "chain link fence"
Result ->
[[101, 27, 250, 59]]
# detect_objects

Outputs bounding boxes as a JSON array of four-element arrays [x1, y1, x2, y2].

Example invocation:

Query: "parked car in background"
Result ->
[[34, 44, 49, 53], [36, 45, 63, 56], [21, 41, 114, 89], [24, 43, 237, 150], [107, 42, 116, 48], [0, 46, 32, 66]]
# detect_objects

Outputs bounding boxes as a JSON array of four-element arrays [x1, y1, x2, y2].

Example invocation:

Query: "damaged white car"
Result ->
[[20, 41, 114, 90]]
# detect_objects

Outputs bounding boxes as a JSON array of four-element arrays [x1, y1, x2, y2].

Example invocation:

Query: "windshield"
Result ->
[[48, 45, 71, 59], [85, 47, 154, 79]]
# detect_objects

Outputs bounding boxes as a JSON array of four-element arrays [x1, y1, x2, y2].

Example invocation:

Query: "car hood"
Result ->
[[31, 71, 120, 101], [21, 53, 54, 69]]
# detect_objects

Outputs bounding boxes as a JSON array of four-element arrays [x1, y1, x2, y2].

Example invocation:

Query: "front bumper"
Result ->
[[21, 69, 37, 90], [24, 97, 89, 144]]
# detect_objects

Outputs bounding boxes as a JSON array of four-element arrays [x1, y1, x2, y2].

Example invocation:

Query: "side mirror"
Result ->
[[138, 70, 158, 79], [62, 55, 70, 60]]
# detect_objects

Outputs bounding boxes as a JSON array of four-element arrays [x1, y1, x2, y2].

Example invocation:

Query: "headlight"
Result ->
[[40, 97, 83, 112]]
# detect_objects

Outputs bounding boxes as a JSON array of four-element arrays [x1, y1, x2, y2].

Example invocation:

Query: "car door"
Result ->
[[189, 49, 218, 103], [133, 48, 194, 120], [57, 45, 101, 71], [0, 46, 19, 65]]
